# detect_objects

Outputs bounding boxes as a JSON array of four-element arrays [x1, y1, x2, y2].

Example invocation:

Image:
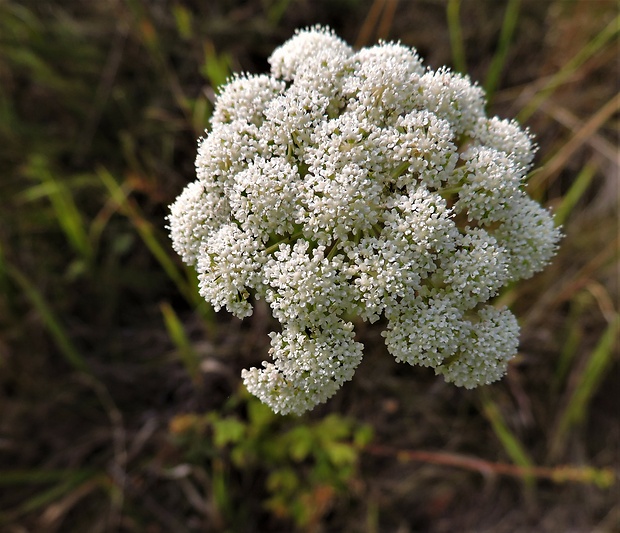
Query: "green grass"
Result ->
[[160, 301, 202, 384], [5, 264, 89, 373], [0, 0, 617, 531], [479, 388, 536, 489], [482, 0, 521, 102], [446, 0, 467, 74], [550, 313, 620, 459], [517, 12, 620, 123]]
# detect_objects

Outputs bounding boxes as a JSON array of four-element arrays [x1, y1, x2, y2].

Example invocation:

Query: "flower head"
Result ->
[[168, 26, 561, 415]]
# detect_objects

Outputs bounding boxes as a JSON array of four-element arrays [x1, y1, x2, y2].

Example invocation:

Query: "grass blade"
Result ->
[[201, 40, 232, 90], [96, 166, 199, 307], [479, 389, 535, 488], [528, 92, 620, 190], [550, 313, 620, 457], [172, 3, 193, 40], [22, 156, 93, 261], [0, 470, 99, 523], [553, 160, 598, 226], [6, 264, 89, 373], [483, 0, 521, 102], [518, 13, 620, 122], [553, 293, 587, 392], [446, 0, 467, 73], [160, 301, 202, 384]]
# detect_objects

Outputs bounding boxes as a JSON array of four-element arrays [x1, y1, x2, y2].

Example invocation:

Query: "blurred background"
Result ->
[[0, 0, 618, 531]]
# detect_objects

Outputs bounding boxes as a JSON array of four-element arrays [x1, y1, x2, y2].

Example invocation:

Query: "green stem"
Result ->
[[264, 231, 304, 255]]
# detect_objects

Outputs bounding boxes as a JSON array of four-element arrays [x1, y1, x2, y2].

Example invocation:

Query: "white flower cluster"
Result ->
[[168, 26, 561, 415]]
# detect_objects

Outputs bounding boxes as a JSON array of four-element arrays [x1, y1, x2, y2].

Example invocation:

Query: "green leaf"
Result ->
[[353, 425, 374, 448], [212, 418, 246, 447], [287, 426, 314, 462], [266, 467, 299, 493], [324, 441, 357, 467]]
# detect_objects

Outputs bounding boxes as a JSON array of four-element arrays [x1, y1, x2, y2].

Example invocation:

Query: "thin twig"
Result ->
[[365, 444, 615, 486]]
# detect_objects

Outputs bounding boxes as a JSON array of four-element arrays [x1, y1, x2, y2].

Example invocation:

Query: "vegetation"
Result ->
[[0, 0, 617, 531]]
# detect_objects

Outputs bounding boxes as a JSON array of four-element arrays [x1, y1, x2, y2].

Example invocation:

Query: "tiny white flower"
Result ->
[[168, 180, 229, 266], [242, 321, 364, 415], [211, 74, 285, 127], [472, 116, 536, 171], [343, 41, 425, 122], [495, 196, 562, 280], [383, 293, 469, 368], [455, 145, 525, 222], [196, 223, 264, 318], [169, 26, 561, 414], [440, 228, 510, 309], [268, 25, 353, 82], [435, 306, 520, 388], [416, 67, 486, 135]]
